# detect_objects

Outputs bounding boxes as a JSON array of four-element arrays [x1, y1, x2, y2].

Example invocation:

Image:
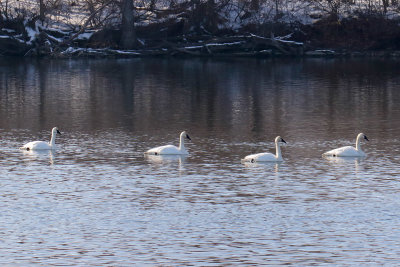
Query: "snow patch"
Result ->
[[24, 19, 41, 45], [46, 34, 64, 43], [76, 32, 94, 40], [114, 50, 141, 55], [206, 41, 244, 47], [2, 28, 16, 33], [61, 47, 141, 56]]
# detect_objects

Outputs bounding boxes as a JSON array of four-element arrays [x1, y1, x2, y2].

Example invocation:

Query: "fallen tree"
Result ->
[[2, 1, 400, 58], [0, 16, 305, 57]]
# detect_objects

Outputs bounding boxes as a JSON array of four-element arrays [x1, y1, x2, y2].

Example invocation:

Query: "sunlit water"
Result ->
[[1, 58, 400, 265]]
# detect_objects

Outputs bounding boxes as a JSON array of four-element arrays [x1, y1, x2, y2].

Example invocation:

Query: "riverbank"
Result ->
[[2, 15, 400, 58], [52, 47, 400, 58]]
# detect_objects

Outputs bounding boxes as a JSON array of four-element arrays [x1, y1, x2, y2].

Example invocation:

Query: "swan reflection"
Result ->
[[323, 155, 364, 164], [323, 155, 365, 173], [145, 154, 187, 169], [242, 161, 281, 172], [21, 149, 56, 165]]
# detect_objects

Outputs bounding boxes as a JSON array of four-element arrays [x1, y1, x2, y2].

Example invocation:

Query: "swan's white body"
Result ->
[[20, 127, 61, 151], [145, 131, 191, 155], [323, 133, 368, 157], [241, 136, 286, 163]]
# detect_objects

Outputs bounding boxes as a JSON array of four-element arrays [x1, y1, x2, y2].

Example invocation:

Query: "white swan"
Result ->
[[323, 133, 369, 157], [241, 136, 286, 163], [145, 131, 191, 155], [20, 127, 61, 151]]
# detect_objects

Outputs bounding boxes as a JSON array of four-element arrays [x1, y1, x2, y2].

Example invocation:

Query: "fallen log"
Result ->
[[0, 36, 31, 56]]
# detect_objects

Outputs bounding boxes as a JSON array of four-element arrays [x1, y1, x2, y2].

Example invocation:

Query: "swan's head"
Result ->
[[52, 127, 61, 135], [180, 131, 191, 141], [275, 136, 286, 144], [358, 133, 368, 141]]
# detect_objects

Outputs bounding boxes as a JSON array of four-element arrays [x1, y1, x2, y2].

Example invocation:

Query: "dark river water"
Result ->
[[1, 57, 400, 265]]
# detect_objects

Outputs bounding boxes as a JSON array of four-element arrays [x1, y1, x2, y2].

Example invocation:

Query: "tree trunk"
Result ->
[[120, 0, 136, 50], [39, 0, 45, 23], [382, 0, 389, 14]]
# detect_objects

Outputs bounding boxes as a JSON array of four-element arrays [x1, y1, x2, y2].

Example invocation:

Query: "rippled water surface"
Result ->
[[1, 58, 400, 265]]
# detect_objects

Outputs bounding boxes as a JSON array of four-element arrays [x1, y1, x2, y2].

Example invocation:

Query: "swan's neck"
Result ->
[[355, 135, 362, 152], [49, 132, 56, 147], [275, 142, 282, 160], [178, 135, 186, 152]]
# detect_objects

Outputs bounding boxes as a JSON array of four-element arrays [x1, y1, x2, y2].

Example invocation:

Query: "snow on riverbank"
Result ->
[[1, 0, 400, 57], [4, 0, 400, 33]]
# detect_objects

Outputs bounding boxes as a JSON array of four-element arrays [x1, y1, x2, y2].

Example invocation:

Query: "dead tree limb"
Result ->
[[59, 0, 114, 47]]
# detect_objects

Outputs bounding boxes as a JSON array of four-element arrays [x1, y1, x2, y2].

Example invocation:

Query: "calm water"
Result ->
[[1, 57, 400, 265]]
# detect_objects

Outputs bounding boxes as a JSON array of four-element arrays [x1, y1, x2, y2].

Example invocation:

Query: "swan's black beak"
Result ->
[[186, 134, 191, 141], [57, 130, 61, 135], [364, 135, 369, 141], [281, 138, 286, 144]]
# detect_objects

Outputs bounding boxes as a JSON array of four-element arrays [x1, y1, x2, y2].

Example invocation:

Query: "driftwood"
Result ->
[[0, 16, 304, 58], [0, 8, 303, 57], [159, 34, 304, 56], [52, 33, 305, 57]]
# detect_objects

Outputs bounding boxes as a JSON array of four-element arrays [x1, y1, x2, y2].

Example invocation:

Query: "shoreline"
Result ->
[[35, 49, 400, 59]]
